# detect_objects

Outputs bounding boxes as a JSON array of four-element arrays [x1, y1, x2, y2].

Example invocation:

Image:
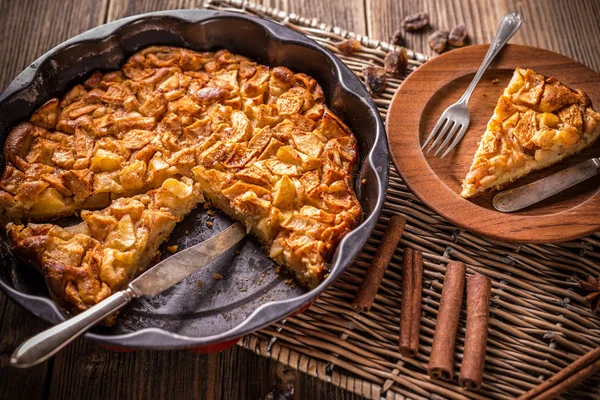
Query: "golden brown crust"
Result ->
[[2, 46, 362, 314], [4, 122, 35, 166], [462, 68, 600, 198]]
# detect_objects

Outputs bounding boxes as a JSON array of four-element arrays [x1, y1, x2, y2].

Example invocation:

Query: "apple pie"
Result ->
[[0, 46, 362, 314], [461, 68, 600, 198]]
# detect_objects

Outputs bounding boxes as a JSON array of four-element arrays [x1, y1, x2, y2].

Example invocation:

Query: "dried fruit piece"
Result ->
[[384, 48, 408, 77], [574, 275, 600, 314], [391, 30, 403, 46], [402, 13, 429, 31], [448, 24, 468, 47], [428, 31, 449, 53], [336, 38, 361, 55], [362, 67, 386, 95]]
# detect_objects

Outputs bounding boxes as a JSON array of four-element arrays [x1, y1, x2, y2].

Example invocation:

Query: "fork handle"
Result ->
[[458, 12, 522, 104]]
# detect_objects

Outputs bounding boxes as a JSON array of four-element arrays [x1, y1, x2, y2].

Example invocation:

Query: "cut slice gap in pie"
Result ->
[[461, 67, 600, 198]]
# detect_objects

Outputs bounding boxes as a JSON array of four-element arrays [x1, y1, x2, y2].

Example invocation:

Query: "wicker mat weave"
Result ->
[[206, 1, 600, 398]]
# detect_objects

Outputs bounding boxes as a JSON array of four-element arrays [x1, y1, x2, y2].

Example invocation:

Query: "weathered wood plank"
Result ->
[[0, 300, 50, 400], [45, 337, 362, 400], [497, 0, 600, 71], [106, 0, 366, 34], [0, 0, 109, 89], [258, 0, 367, 34], [365, 0, 499, 57], [366, 0, 600, 71]]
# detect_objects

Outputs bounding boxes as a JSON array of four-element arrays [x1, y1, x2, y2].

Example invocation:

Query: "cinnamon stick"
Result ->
[[352, 215, 406, 312], [517, 347, 600, 400], [428, 261, 466, 380], [458, 273, 492, 391], [398, 248, 423, 357]]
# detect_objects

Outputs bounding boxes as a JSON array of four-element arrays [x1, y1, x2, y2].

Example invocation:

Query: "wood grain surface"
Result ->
[[0, 1, 599, 399], [387, 44, 600, 243]]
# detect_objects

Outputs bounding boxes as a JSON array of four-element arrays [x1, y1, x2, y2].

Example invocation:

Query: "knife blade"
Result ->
[[11, 221, 247, 368], [129, 221, 246, 296], [493, 158, 600, 213]]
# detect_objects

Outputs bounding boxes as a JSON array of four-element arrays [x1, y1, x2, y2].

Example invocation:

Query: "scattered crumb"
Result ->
[[195, 280, 203, 288], [258, 273, 265, 285], [213, 273, 223, 280], [275, 274, 279, 279], [184, 230, 189, 235], [361, 178, 367, 184], [241, 288, 247, 292], [271, 298, 275, 301], [285, 279, 294, 286], [167, 245, 178, 254], [206, 221, 213, 228], [492, 78, 500, 85], [207, 209, 215, 216], [290, 285, 296, 290], [235, 250, 240, 255], [275, 266, 282, 274]]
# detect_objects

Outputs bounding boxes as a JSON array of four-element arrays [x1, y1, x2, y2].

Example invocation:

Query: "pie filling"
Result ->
[[0, 46, 362, 315], [461, 67, 600, 198]]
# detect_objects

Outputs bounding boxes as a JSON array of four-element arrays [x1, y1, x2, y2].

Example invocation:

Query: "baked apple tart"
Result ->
[[0, 46, 362, 314], [461, 68, 600, 198]]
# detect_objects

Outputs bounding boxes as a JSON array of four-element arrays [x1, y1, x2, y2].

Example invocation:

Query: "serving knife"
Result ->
[[493, 158, 600, 212], [10, 221, 247, 368]]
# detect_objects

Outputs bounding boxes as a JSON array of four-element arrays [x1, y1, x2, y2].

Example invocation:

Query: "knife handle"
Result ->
[[10, 289, 134, 368]]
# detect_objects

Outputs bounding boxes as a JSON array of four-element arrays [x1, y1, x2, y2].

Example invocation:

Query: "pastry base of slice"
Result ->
[[461, 68, 600, 198]]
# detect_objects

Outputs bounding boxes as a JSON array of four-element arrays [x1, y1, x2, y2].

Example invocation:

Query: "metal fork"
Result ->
[[422, 12, 522, 158]]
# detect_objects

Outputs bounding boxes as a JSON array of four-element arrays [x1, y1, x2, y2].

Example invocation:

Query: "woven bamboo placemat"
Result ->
[[206, 1, 600, 398]]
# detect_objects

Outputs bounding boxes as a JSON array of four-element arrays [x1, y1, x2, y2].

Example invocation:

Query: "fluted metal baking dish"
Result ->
[[0, 9, 388, 352]]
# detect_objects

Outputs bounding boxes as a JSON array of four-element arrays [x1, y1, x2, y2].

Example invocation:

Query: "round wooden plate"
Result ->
[[387, 44, 600, 243]]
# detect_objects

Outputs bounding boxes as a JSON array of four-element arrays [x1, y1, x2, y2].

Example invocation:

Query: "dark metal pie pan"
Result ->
[[0, 9, 388, 350]]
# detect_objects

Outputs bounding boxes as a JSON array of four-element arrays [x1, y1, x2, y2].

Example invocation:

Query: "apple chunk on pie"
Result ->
[[461, 68, 600, 198], [0, 46, 362, 315]]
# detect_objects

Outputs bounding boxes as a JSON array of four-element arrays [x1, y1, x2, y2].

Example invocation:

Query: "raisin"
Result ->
[[362, 67, 386, 95], [448, 24, 468, 47], [402, 13, 430, 31], [384, 48, 408, 77], [391, 29, 403, 46], [336, 38, 361, 55], [428, 30, 449, 53]]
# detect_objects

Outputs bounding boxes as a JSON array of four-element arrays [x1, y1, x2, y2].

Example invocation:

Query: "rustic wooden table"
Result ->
[[1, 1, 598, 399]]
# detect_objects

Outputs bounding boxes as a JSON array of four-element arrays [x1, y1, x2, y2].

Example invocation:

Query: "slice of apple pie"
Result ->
[[461, 68, 600, 198], [1, 46, 362, 315], [7, 178, 201, 315]]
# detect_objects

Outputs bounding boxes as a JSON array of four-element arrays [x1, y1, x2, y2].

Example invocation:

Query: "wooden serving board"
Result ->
[[387, 44, 600, 243]]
